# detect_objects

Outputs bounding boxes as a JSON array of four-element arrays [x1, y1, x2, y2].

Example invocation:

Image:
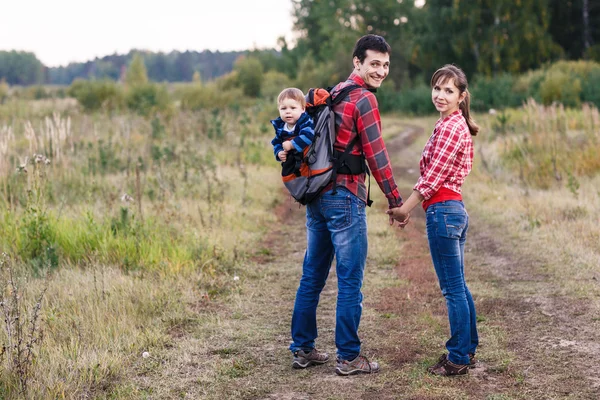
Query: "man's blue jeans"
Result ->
[[290, 188, 368, 361], [426, 200, 479, 365]]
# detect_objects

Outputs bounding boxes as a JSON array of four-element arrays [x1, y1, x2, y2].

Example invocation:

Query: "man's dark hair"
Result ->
[[352, 34, 391, 63]]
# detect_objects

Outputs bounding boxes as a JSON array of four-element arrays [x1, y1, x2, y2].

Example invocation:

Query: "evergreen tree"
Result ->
[[125, 54, 149, 87]]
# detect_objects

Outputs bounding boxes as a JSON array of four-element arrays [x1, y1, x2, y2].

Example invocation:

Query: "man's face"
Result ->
[[353, 50, 390, 89], [278, 98, 305, 126]]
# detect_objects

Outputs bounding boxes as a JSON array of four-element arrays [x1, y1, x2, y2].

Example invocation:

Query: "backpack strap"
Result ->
[[329, 84, 373, 206]]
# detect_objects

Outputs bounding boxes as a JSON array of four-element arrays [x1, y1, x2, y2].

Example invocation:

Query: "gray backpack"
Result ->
[[282, 85, 370, 205]]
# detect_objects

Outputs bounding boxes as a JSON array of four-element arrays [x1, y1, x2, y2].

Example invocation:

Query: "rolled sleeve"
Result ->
[[356, 94, 403, 207]]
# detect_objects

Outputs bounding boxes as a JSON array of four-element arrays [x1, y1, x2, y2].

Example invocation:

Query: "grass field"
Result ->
[[0, 96, 598, 399]]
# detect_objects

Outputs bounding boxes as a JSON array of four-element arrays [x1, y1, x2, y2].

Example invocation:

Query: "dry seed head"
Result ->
[[121, 193, 134, 203]]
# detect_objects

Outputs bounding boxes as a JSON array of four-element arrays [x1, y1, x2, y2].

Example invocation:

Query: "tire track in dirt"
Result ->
[[382, 122, 600, 399]]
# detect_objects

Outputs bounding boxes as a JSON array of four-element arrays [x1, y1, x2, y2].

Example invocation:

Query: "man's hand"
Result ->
[[282, 141, 294, 151], [386, 206, 411, 229], [278, 150, 288, 162]]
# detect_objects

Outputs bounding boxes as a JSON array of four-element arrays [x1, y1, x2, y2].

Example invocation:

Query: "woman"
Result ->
[[388, 64, 479, 376]]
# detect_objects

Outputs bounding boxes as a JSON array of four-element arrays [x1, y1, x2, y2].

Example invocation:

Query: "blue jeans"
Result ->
[[426, 200, 478, 365], [290, 188, 368, 361]]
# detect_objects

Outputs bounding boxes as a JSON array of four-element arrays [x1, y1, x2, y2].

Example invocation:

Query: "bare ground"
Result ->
[[133, 122, 600, 399]]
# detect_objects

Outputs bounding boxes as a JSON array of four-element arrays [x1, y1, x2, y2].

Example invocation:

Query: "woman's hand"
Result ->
[[387, 207, 410, 228]]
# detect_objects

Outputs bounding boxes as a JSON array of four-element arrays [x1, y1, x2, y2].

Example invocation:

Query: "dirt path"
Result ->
[[383, 122, 600, 399], [140, 122, 599, 399]]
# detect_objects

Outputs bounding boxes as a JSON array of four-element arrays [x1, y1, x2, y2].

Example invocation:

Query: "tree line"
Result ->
[[0, 49, 245, 86], [1, 0, 598, 88]]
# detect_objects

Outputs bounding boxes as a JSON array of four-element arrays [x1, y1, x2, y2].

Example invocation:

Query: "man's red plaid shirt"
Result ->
[[414, 109, 474, 201], [326, 73, 403, 208]]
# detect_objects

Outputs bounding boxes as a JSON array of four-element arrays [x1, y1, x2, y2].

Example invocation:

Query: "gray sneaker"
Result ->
[[292, 349, 330, 369], [335, 355, 380, 376]]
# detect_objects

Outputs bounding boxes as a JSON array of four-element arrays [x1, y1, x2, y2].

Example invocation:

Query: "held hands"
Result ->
[[387, 206, 411, 229], [278, 150, 288, 162]]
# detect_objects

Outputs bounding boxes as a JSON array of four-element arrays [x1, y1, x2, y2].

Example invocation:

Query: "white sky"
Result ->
[[0, 0, 295, 67]]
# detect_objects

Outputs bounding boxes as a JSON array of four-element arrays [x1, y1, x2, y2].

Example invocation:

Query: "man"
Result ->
[[289, 34, 407, 376]]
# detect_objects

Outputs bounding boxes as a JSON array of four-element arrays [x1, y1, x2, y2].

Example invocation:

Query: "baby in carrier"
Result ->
[[270, 88, 315, 177]]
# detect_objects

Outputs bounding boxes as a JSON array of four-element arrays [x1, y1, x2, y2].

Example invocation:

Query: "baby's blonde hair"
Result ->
[[277, 88, 306, 108]]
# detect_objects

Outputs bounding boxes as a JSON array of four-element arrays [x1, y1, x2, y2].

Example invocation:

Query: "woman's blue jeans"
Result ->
[[426, 200, 479, 365], [290, 188, 368, 361]]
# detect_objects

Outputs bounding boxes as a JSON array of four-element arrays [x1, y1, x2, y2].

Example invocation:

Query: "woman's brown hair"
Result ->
[[431, 65, 479, 136]]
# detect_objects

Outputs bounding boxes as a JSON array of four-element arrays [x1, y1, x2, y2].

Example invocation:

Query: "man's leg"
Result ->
[[321, 189, 368, 362], [290, 197, 334, 357]]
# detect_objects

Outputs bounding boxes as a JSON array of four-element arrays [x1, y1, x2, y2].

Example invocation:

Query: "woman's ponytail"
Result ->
[[460, 89, 479, 136]]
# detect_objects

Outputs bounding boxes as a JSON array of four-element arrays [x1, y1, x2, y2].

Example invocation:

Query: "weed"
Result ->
[[566, 170, 580, 198], [18, 154, 58, 270], [0, 253, 49, 397]]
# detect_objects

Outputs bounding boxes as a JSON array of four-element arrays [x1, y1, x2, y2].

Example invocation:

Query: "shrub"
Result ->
[[0, 79, 7, 103], [233, 56, 264, 97], [178, 83, 245, 111], [513, 68, 547, 103], [68, 79, 124, 112], [539, 70, 582, 107], [581, 67, 600, 107], [261, 70, 294, 101], [125, 83, 172, 117], [471, 74, 524, 111], [378, 84, 434, 115]]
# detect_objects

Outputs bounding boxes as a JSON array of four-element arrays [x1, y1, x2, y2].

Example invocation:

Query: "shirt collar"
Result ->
[[436, 109, 463, 127], [348, 72, 377, 93]]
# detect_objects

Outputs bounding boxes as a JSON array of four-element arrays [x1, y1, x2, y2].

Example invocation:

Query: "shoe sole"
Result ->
[[335, 367, 380, 376], [292, 359, 329, 369]]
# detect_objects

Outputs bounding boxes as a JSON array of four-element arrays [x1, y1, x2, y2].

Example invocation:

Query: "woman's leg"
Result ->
[[426, 201, 471, 365], [460, 213, 478, 355]]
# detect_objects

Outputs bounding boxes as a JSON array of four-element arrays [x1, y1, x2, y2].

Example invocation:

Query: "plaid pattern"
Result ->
[[326, 73, 402, 208], [414, 110, 474, 200]]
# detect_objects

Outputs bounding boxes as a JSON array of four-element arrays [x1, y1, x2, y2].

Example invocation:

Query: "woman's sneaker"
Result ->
[[292, 349, 330, 369], [429, 359, 469, 376], [427, 353, 477, 373], [335, 355, 380, 376]]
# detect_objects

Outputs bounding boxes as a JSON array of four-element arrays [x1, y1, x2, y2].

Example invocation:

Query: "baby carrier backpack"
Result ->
[[282, 84, 371, 205]]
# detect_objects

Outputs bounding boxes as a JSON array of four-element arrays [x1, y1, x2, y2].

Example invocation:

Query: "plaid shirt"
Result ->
[[414, 110, 474, 200], [326, 73, 403, 208]]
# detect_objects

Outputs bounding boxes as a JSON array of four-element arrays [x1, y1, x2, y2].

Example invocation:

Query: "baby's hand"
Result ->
[[278, 150, 288, 162], [282, 141, 293, 151]]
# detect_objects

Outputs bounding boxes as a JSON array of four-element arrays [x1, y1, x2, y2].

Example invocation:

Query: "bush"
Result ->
[[581, 67, 600, 107], [178, 83, 245, 111], [471, 74, 524, 111], [233, 56, 264, 97], [539, 70, 582, 107], [513, 69, 546, 103], [261, 70, 294, 101], [378, 84, 433, 115], [0, 79, 7, 103], [125, 83, 172, 116], [68, 79, 124, 112]]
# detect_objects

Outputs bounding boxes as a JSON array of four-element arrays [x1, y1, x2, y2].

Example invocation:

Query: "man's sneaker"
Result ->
[[292, 349, 330, 369], [427, 353, 476, 373], [335, 355, 380, 376]]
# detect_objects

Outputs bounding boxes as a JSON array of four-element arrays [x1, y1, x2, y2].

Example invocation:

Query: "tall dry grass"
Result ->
[[0, 96, 282, 397], [469, 101, 600, 297]]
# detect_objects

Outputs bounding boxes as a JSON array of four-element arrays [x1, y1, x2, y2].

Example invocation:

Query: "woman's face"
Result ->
[[431, 77, 465, 118]]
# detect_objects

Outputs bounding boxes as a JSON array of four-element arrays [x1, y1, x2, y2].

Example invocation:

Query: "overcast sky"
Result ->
[[0, 0, 295, 67]]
